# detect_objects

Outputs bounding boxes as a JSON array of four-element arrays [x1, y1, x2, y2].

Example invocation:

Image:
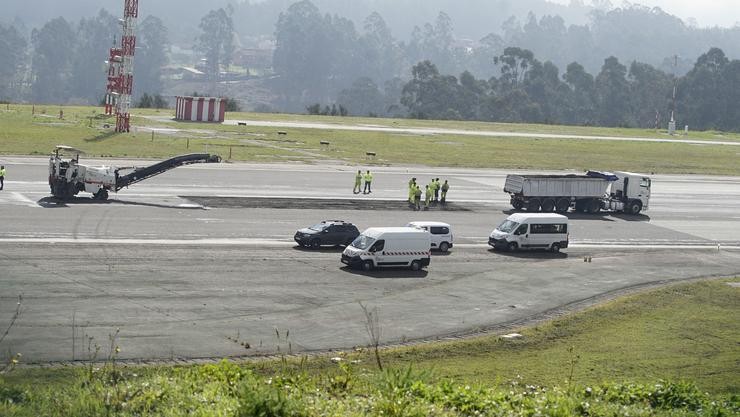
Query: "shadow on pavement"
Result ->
[[37, 196, 205, 210], [340, 266, 429, 279], [292, 245, 346, 253], [501, 209, 651, 222], [487, 248, 568, 259]]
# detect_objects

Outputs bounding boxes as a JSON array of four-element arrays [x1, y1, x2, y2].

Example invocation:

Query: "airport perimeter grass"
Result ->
[[2, 278, 738, 416], [2, 104, 740, 175]]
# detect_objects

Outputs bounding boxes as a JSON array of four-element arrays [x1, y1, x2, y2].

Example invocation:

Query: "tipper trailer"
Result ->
[[503, 171, 651, 215]]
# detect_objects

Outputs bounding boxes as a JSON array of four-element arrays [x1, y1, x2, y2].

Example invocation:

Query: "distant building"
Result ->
[[175, 96, 226, 123], [232, 47, 273, 72]]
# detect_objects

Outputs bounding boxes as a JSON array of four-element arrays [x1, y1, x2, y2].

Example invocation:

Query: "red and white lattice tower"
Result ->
[[103, 0, 138, 132]]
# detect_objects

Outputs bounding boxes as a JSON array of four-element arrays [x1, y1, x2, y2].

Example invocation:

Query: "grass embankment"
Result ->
[[1, 104, 740, 175], [2, 279, 738, 416]]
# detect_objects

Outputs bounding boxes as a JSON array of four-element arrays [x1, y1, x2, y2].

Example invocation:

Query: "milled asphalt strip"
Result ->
[[0, 237, 737, 250], [225, 120, 740, 146]]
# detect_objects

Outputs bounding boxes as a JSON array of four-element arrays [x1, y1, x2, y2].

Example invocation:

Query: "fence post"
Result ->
[[229, 145, 233, 160]]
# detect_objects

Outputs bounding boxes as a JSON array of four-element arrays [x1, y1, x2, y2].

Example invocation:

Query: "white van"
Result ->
[[342, 227, 431, 271], [488, 213, 568, 252], [406, 221, 453, 252]]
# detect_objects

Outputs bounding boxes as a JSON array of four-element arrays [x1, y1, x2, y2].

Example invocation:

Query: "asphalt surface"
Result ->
[[1, 157, 739, 363]]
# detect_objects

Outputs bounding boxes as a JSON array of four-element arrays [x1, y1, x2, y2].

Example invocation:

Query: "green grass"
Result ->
[[2, 104, 740, 175], [2, 278, 738, 416]]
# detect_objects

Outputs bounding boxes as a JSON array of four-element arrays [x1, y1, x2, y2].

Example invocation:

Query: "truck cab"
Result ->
[[609, 171, 651, 214]]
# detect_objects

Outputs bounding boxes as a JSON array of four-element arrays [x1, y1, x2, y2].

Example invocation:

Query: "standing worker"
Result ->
[[433, 177, 441, 202], [424, 184, 432, 210], [408, 178, 416, 204], [0, 165, 5, 190], [363, 170, 373, 194], [413, 184, 422, 211], [353, 170, 362, 194], [440, 180, 449, 204]]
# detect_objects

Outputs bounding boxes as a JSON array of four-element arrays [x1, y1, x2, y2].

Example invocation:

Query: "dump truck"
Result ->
[[503, 171, 651, 215]]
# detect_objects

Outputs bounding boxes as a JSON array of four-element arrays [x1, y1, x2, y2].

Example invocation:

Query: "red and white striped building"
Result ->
[[175, 96, 226, 123]]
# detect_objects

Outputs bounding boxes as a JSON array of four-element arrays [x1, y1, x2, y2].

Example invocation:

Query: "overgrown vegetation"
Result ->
[[2, 278, 737, 416]]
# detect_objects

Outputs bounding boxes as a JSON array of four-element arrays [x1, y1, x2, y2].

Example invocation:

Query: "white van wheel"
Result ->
[[439, 242, 449, 253], [550, 243, 561, 253], [410, 260, 422, 271], [508, 242, 518, 252], [362, 260, 374, 271]]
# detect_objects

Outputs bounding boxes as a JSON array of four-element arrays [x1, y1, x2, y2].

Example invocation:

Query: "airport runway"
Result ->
[[1, 157, 739, 363]]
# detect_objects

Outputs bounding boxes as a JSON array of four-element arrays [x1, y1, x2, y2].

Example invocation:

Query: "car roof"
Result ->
[[320, 220, 355, 226], [362, 227, 428, 237], [407, 221, 451, 227], [506, 213, 568, 222]]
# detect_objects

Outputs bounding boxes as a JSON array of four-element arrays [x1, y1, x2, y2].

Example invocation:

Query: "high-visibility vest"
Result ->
[[0, 169, 5, 177], [364, 173, 373, 182], [442, 183, 449, 192], [355, 173, 362, 183]]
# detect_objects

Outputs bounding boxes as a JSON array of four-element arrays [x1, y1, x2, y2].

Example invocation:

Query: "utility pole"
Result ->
[[668, 54, 678, 135]]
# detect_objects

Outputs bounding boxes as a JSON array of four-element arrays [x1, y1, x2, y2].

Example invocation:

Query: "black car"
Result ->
[[294, 220, 360, 249]]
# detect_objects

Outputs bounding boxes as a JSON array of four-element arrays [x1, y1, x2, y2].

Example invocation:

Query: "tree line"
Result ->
[[0, 11, 168, 105], [392, 47, 740, 132]]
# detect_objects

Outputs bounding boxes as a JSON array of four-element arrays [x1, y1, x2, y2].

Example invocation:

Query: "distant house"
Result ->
[[232, 48, 273, 72]]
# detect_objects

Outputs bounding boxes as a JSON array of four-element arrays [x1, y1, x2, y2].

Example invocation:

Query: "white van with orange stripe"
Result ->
[[342, 227, 431, 271]]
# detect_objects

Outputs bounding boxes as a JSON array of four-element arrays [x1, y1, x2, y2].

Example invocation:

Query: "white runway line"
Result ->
[[0, 237, 737, 250]]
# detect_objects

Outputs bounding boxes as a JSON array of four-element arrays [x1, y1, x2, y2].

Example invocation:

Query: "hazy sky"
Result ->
[[549, 0, 739, 27]]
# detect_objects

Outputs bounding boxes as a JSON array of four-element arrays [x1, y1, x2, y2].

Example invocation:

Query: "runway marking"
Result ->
[[0, 237, 737, 250], [0, 192, 41, 207]]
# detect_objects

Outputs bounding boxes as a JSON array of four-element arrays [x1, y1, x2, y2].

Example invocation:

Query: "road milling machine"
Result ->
[[48, 145, 221, 200]]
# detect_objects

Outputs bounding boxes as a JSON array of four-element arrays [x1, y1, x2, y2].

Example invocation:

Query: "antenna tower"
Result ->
[[104, 0, 138, 132]]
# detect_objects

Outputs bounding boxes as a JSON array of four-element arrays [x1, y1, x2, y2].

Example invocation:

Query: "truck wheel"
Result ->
[[439, 242, 449, 253], [310, 239, 321, 249], [550, 243, 561, 253], [527, 199, 541, 212], [627, 200, 642, 215], [508, 242, 518, 252], [362, 260, 374, 271], [541, 198, 555, 212], [512, 200, 524, 210], [587, 199, 600, 213], [555, 198, 570, 213], [410, 260, 422, 271]]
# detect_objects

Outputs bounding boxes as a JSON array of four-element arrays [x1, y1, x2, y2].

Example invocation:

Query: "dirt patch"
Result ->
[[184, 196, 473, 211]]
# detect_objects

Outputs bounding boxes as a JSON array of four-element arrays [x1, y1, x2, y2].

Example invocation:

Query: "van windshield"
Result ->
[[351, 235, 376, 250], [497, 220, 519, 233]]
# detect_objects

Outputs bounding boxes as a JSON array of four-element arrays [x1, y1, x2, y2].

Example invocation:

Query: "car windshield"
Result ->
[[497, 220, 519, 233], [309, 223, 330, 232], [350, 235, 376, 250]]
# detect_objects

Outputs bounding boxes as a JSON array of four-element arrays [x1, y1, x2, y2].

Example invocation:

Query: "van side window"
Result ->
[[530, 223, 568, 234], [430, 226, 449, 235], [370, 240, 385, 252], [514, 224, 528, 235]]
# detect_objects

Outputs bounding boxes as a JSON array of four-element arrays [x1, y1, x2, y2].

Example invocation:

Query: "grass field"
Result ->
[[2, 104, 739, 175], [2, 278, 738, 416]]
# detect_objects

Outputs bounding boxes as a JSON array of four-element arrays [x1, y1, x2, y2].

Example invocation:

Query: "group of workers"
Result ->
[[353, 170, 373, 194], [351, 169, 450, 210], [407, 177, 449, 211]]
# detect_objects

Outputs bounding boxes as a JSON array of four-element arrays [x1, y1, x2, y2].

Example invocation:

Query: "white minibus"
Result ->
[[488, 213, 568, 252]]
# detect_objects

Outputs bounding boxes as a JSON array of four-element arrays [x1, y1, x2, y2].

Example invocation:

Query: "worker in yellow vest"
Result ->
[[408, 177, 416, 203], [441, 180, 449, 204], [433, 177, 441, 202], [424, 184, 432, 210], [0, 165, 5, 190], [353, 170, 362, 194], [363, 170, 373, 194], [413, 184, 422, 211]]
